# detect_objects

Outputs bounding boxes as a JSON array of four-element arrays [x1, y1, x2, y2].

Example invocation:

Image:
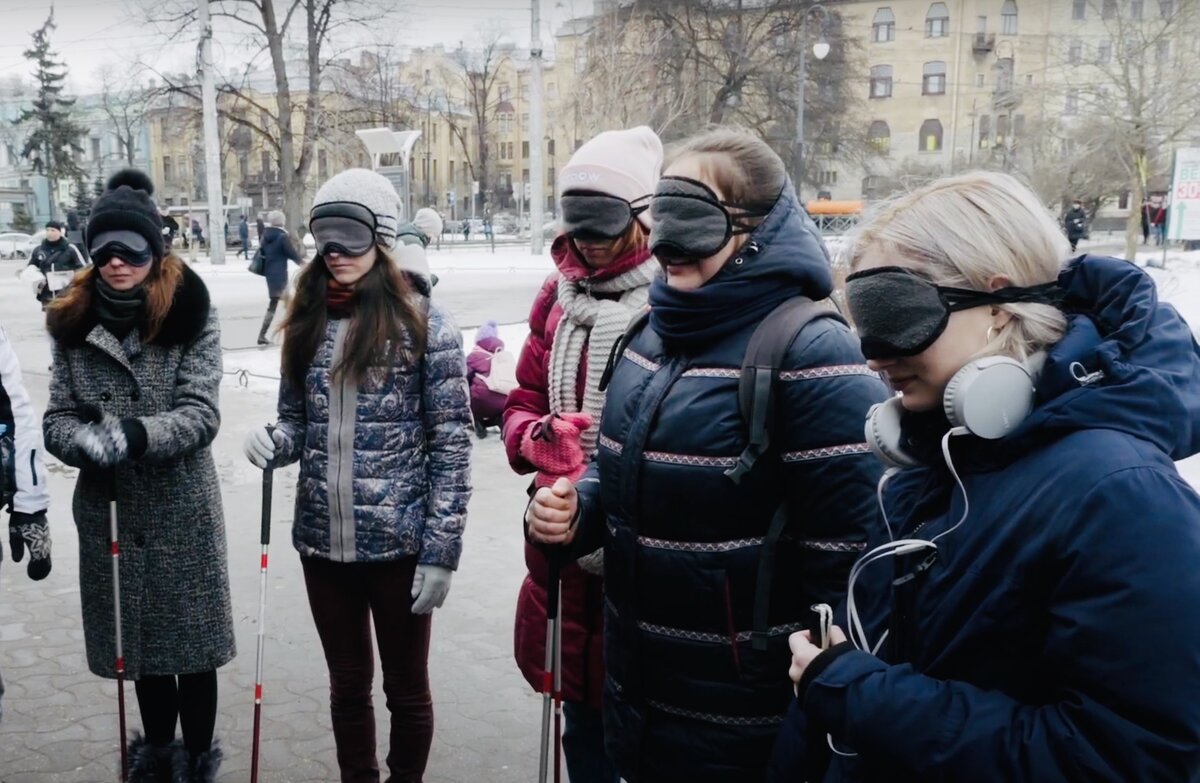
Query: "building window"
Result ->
[[1098, 40, 1112, 63], [926, 2, 950, 37], [976, 73, 985, 87], [997, 115, 1010, 145], [523, 141, 530, 159], [1068, 39, 1083, 64], [432, 160, 437, 181], [922, 61, 947, 95], [978, 115, 991, 149], [1014, 114, 1025, 138], [449, 160, 455, 183], [1102, 0, 1117, 19], [818, 170, 838, 186], [1161, 0, 1174, 19], [1131, 0, 1144, 19], [177, 156, 188, 180], [867, 120, 890, 152], [547, 138, 555, 156], [919, 119, 943, 152], [162, 156, 173, 183], [862, 175, 882, 198], [499, 85, 511, 101], [90, 137, 101, 161], [261, 151, 271, 180], [159, 116, 168, 137], [238, 152, 248, 180], [1065, 89, 1079, 115], [977, 14, 987, 33], [1072, 0, 1085, 20], [522, 113, 530, 132], [869, 65, 894, 98], [318, 148, 328, 179], [1001, 0, 1018, 34], [520, 83, 530, 100], [872, 8, 895, 42], [547, 167, 556, 187], [996, 57, 1014, 92]]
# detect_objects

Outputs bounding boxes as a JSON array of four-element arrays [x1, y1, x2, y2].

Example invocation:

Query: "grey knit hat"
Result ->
[[310, 168, 402, 248]]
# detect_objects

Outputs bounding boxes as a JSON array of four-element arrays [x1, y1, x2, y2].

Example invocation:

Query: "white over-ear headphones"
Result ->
[[864, 354, 1042, 469]]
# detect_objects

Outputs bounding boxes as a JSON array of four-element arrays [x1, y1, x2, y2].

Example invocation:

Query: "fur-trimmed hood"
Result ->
[[47, 262, 212, 347]]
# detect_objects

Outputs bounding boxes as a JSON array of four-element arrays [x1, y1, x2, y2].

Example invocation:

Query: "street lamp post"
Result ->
[[795, 3, 831, 199]]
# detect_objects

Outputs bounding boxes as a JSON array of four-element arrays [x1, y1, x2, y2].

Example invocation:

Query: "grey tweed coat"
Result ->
[[42, 265, 235, 679]]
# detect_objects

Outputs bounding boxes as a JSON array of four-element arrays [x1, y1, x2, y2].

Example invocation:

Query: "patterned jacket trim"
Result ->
[[599, 433, 623, 454], [637, 534, 765, 552], [798, 539, 868, 553], [622, 348, 661, 373], [781, 443, 871, 462], [638, 619, 804, 644], [681, 367, 740, 379], [643, 450, 739, 468], [779, 364, 877, 382], [645, 698, 786, 727]]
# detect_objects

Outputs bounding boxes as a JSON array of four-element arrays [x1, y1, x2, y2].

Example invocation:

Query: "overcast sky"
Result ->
[[0, 0, 591, 94]]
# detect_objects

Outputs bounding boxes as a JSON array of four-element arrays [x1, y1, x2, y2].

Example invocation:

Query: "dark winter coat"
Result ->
[[272, 301, 472, 568], [769, 255, 1200, 783], [1065, 206, 1088, 240], [260, 226, 301, 299], [238, 218, 250, 245], [565, 192, 890, 781], [505, 238, 657, 709], [42, 264, 235, 679], [29, 239, 85, 302]]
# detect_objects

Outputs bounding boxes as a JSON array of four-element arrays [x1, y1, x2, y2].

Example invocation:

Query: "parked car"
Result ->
[[0, 232, 33, 259]]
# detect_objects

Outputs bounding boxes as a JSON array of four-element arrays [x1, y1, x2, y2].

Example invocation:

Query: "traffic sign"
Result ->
[[1168, 148, 1200, 241]]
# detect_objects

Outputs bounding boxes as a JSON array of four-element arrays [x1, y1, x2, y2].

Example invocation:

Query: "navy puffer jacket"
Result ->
[[769, 256, 1200, 782], [273, 302, 472, 568], [568, 190, 890, 782]]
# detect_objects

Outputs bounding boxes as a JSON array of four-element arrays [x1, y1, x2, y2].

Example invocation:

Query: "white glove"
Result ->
[[410, 564, 453, 614], [18, 265, 45, 295], [243, 426, 287, 469]]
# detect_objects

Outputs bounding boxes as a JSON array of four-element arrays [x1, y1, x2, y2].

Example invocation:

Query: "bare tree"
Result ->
[[145, 0, 392, 230], [1050, 1, 1200, 259], [435, 30, 511, 214], [98, 64, 161, 167], [326, 41, 415, 134]]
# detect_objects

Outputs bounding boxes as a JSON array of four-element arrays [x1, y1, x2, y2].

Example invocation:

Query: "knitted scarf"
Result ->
[[548, 255, 660, 455], [94, 279, 147, 339]]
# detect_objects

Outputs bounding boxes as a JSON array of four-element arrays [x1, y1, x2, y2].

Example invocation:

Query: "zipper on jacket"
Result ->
[[29, 449, 37, 485]]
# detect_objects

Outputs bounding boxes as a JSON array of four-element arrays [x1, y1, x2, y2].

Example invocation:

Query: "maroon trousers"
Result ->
[[302, 556, 434, 783]]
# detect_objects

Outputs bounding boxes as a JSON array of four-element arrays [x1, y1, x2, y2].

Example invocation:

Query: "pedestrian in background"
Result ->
[[256, 213, 265, 242], [526, 127, 888, 782], [190, 218, 203, 250], [42, 170, 234, 781], [242, 168, 471, 783], [26, 220, 86, 309], [1141, 198, 1153, 245], [1064, 199, 1087, 253], [504, 125, 663, 783], [237, 215, 250, 259], [255, 210, 303, 346], [771, 169, 1200, 783], [467, 320, 515, 438], [1155, 202, 1171, 246]]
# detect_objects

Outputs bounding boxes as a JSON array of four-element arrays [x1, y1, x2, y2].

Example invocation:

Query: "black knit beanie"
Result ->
[[86, 169, 165, 261]]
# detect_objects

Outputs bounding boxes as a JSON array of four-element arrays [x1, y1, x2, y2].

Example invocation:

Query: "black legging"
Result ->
[[134, 670, 218, 755]]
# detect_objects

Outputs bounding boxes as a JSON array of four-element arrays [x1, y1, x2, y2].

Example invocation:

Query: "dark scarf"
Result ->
[[94, 278, 147, 339], [327, 278, 355, 318], [648, 259, 801, 346]]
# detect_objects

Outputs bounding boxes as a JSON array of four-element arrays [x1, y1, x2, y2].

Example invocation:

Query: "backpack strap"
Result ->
[[732, 297, 847, 651], [598, 309, 652, 393], [725, 297, 846, 485]]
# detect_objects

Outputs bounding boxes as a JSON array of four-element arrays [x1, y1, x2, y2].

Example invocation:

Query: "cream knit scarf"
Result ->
[[548, 256, 660, 456]]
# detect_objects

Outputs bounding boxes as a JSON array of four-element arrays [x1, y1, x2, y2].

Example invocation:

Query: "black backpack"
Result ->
[[600, 297, 849, 649]]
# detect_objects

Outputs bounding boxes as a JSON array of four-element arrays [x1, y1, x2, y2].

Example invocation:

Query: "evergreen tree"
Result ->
[[13, 11, 85, 219], [12, 204, 35, 234], [93, 176, 104, 199], [72, 171, 91, 217]]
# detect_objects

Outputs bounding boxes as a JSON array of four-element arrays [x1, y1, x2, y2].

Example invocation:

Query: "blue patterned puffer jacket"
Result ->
[[273, 302, 472, 568]]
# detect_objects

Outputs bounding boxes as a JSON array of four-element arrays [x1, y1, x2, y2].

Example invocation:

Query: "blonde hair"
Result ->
[[847, 170, 1069, 361]]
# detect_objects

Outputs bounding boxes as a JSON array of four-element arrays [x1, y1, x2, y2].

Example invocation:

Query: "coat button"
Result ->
[[130, 391, 140, 402], [100, 391, 112, 402]]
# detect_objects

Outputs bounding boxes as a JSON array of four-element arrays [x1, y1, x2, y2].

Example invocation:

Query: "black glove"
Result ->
[[74, 409, 147, 467], [9, 510, 51, 580]]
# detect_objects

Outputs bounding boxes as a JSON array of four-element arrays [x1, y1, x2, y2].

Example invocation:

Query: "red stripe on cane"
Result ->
[[255, 684, 262, 700], [261, 554, 268, 569], [111, 542, 120, 555], [542, 672, 553, 693], [116, 657, 125, 671]]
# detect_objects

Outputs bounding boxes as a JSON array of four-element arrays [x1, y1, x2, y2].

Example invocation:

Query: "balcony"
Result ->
[[973, 33, 996, 55]]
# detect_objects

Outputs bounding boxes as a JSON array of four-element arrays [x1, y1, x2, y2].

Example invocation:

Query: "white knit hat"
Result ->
[[558, 126, 663, 229], [311, 168, 402, 248], [413, 208, 443, 240]]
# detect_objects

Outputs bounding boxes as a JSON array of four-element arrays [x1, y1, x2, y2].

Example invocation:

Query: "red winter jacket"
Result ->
[[504, 234, 654, 708]]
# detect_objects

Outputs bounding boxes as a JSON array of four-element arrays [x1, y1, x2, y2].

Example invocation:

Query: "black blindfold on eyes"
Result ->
[[648, 176, 774, 264], [310, 201, 378, 257], [844, 266, 1061, 360], [560, 192, 648, 240], [90, 230, 154, 267]]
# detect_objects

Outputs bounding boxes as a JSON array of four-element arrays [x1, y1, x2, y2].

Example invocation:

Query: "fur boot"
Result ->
[[128, 733, 184, 783], [172, 740, 223, 783]]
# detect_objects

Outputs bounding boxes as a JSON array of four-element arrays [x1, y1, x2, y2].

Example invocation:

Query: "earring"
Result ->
[[986, 325, 997, 343]]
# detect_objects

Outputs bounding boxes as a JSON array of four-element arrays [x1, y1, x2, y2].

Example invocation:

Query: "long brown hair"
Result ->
[[48, 255, 185, 343], [280, 245, 429, 389]]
